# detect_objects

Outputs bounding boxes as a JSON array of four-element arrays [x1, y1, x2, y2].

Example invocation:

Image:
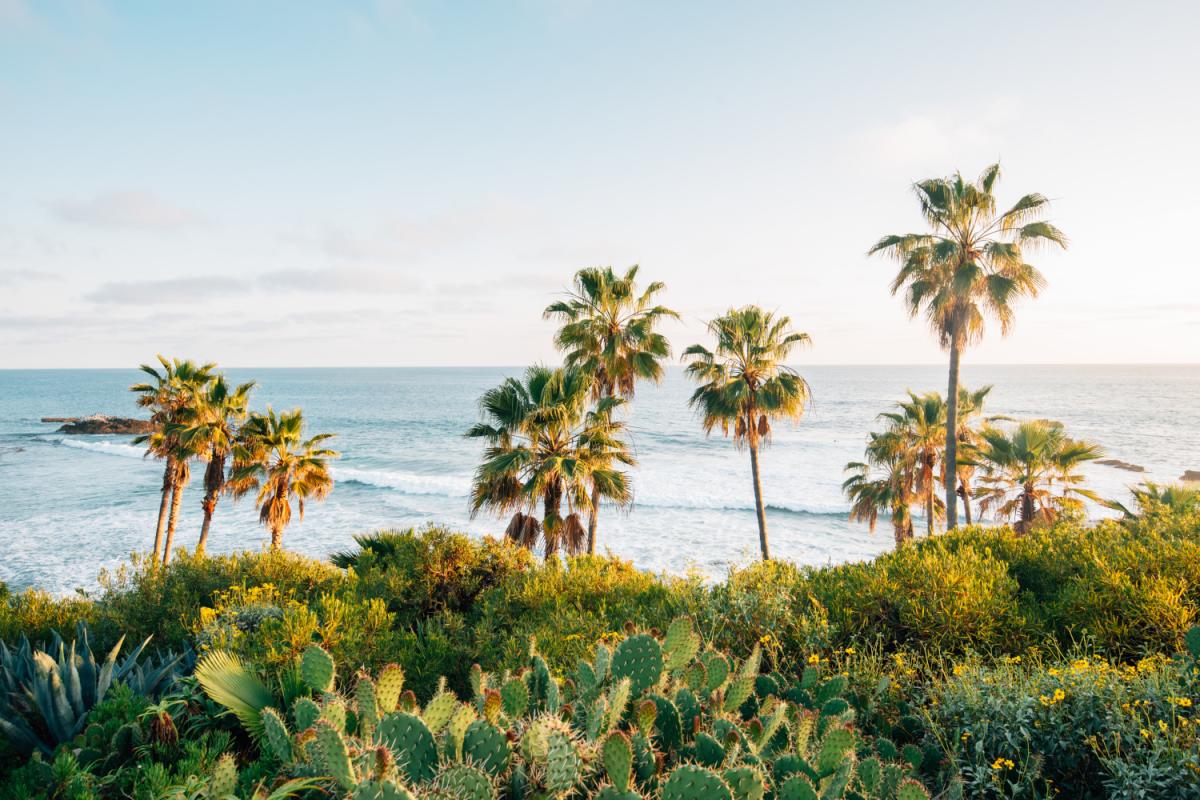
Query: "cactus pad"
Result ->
[[462, 719, 510, 777], [897, 778, 931, 800], [723, 765, 767, 800], [662, 618, 701, 673], [424, 690, 459, 733], [817, 727, 855, 775], [610, 634, 664, 695], [602, 731, 633, 792], [435, 763, 497, 800], [314, 720, 356, 789], [501, 677, 529, 719], [775, 775, 818, 800], [292, 696, 320, 731], [661, 765, 733, 800], [544, 729, 581, 796], [260, 706, 292, 762], [352, 780, 416, 800], [376, 664, 405, 713], [209, 753, 238, 798], [300, 644, 336, 693], [377, 711, 437, 784]]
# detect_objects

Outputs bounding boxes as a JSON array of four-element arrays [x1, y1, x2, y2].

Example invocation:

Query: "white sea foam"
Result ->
[[55, 437, 147, 459], [336, 466, 473, 497]]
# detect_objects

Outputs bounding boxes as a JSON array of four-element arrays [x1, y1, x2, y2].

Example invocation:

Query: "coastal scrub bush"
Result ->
[[924, 645, 1200, 798], [0, 583, 94, 645], [809, 539, 1028, 653], [469, 554, 705, 672]]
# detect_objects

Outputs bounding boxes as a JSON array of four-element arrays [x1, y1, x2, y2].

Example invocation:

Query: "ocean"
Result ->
[[0, 365, 1196, 594]]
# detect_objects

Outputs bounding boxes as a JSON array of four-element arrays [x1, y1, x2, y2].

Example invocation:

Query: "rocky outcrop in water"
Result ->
[[47, 415, 155, 435], [1096, 458, 1146, 473], [1181, 470, 1200, 483]]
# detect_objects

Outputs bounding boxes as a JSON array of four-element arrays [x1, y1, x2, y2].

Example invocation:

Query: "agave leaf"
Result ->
[[64, 640, 85, 718], [96, 635, 125, 702], [0, 714, 46, 757]]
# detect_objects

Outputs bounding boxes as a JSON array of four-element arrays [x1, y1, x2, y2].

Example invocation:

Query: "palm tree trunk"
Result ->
[[1020, 485, 1035, 535], [162, 480, 184, 566], [197, 493, 217, 556], [152, 461, 174, 564], [748, 439, 770, 560], [959, 479, 973, 525], [270, 524, 284, 550], [586, 483, 600, 555], [945, 336, 961, 529], [543, 488, 560, 562], [925, 481, 935, 536]]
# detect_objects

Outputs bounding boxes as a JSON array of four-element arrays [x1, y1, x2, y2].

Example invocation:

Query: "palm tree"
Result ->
[[1106, 482, 1200, 519], [544, 265, 677, 553], [229, 408, 338, 550], [870, 163, 1066, 530], [971, 419, 1103, 534], [467, 365, 633, 561], [170, 375, 255, 556], [682, 306, 811, 560], [952, 385, 999, 526], [875, 392, 947, 536], [130, 356, 215, 564], [843, 443, 915, 548]]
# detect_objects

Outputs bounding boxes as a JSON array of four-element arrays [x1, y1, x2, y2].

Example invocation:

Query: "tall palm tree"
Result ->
[[467, 365, 633, 561], [229, 408, 338, 550], [130, 356, 215, 564], [544, 265, 677, 553], [843, 442, 915, 548], [170, 375, 256, 556], [875, 392, 947, 535], [870, 163, 1066, 530], [971, 419, 1103, 534], [682, 306, 811, 560]]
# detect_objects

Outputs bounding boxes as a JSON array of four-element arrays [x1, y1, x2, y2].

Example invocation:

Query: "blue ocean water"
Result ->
[[0, 365, 1196, 594]]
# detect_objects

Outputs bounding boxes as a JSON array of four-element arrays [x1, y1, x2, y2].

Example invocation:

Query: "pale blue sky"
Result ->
[[2, 0, 1197, 367]]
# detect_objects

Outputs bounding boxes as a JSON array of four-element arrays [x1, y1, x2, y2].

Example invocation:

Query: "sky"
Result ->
[[1, 0, 1198, 368]]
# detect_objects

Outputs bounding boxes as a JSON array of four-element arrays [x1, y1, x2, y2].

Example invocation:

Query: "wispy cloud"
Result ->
[[851, 100, 1019, 169], [258, 266, 420, 294], [85, 276, 247, 304], [53, 191, 206, 230], [0, 269, 56, 286]]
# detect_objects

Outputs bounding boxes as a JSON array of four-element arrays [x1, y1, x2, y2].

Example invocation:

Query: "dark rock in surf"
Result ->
[[1096, 458, 1146, 473], [50, 415, 155, 435]]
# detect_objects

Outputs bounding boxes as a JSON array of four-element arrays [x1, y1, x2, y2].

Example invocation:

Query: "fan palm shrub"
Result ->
[[871, 164, 1065, 529], [467, 365, 632, 560], [544, 265, 677, 552], [971, 419, 1103, 534], [229, 408, 338, 550], [130, 356, 215, 564], [683, 306, 811, 560]]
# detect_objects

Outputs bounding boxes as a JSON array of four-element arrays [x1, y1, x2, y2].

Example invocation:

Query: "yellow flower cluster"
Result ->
[[990, 757, 1015, 770], [1039, 688, 1067, 707], [1168, 696, 1194, 708]]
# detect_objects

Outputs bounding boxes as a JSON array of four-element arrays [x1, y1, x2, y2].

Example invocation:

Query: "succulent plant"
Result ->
[[196, 618, 930, 800]]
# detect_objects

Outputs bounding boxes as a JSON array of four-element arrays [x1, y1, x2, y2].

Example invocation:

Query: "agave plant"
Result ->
[[0, 622, 184, 756]]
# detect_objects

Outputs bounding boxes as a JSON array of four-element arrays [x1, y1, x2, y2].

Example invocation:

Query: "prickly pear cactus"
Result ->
[[435, 763, 497, 800], [817, 726, 855, 776], [501, 677, 530, 719], [375, 664, 405, 713], [300, 643, 336, 693], [776, 774, 818, 800], [602, 731, 633, 792], [661, 764, 733, 800], [462, 719, 510, 777], [356, 673, 380, 738], [662, 618, 701, 674], [611, 633, 664, 695], [544, 729, 581, 797], [292, 696, 320, 731], [260, 706, 292, 762], [425, 687, 459, 734], [314, 720, 356, 789], [208, 753, 238, 798], [723, 765, 767, 800], [377, 711, 437, 784], [722, 647, 760, 713], [352, 780, 415, 800], [897, 779, 932, 800]]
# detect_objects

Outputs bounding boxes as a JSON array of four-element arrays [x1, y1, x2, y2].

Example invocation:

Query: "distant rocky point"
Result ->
[[1181, 470, 1200, 483], [45, 415, 155, 435], [1096, 458, 1146, 473]]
